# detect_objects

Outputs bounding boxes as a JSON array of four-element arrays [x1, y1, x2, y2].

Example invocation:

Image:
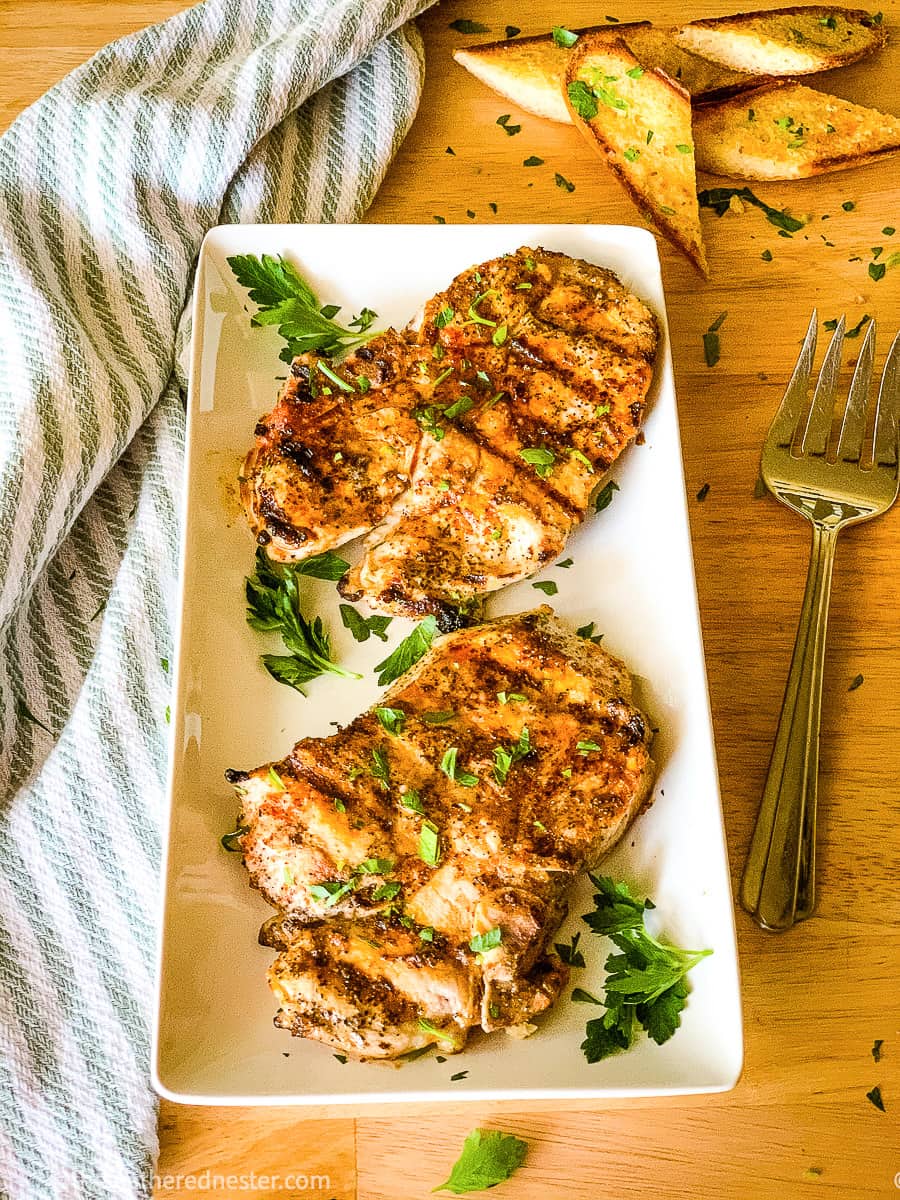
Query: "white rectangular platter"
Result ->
[[153, 223, 743, 1104]]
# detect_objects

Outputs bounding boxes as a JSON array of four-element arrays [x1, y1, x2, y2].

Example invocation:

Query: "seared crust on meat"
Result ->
[[229, 609, 656, 1059], [240, 248, 658, 616]]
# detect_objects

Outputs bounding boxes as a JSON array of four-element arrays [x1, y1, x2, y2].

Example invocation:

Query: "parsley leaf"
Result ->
[[578, 875, 712, 1063], [440, 746, 479, 788], [419, 821, 441, 867], [376, 706, 406, 736], [519, 446, 555, 477], [866, 1085, 886, 1112], [374, 615, 438, 686], [435, 1129, 528, 1194], [340, 604, 392, 643], [289, 550, 350, 581], [592, 479, 619, 512], [532, 580, 558, 596], [227, 254, 377, 363], [555, 931, 586, 968], [567, 80, 599, 120], [523, 155, 544, 167], [697, 187, 804, 234], [492, 726, 532, 784], [552, 25, 579, 47], [470, 927, 502, 953], [449, 19, 489, 34], [555, 172, 576, 192], [246, 551, 361, 693], [370, 747, 391, 790]]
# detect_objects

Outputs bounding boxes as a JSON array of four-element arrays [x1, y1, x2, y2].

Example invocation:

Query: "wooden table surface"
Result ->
[[3, 1, 898, 1197]]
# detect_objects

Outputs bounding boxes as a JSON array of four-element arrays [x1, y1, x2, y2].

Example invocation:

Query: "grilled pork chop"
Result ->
[[227, 608, 655, 1060], [241, 248, 658, 622]]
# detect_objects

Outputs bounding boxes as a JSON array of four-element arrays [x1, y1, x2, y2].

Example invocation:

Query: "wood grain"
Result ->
[[2, 0, 898, 1196]]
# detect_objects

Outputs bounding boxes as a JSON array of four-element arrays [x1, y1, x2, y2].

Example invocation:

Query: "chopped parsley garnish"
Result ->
[[372, 881, 402, 901], [505, 25, 520, 37], [552, 25, 579, 47], [532, 580, 558, 596], [492, 726, 532, 784], [370, 748, 391, 790], [882, 226, 895, 236], [761, 249, 773, 261], [419, 926, 435, 942], [592, 479, 619, 512], [434, 305, 455, 328], [623, 147, 640, 162], [413, 405, 446, 441], [440, 747, 479, 788], [523, 155, 544, 167], [703, 311, 727, 367], [376, 707, 406, 736], [842, 200, 855, 211], [418, 821, 441, 867], [675, 143, 693, 154], [519, 446, 555, 477], [220, 825, 249, 852], [443, 394, 476, 420], [227, 254, 377, 363], [572, 988, 603, 1005], [317, 358, 353, 393], [576, 621, 604, 644], [696, 482, 710, 502], [646, 129, 654, 143], [866, 1085, 885, 1112], [374, 615, 438, 686], [555, 172, 576, 192], [579, 876, 711, 1062], [309, 877, 357, 907], [626, 65, 644, 78], [340, 604, 392, 643], [267, 765, 286, 791], [558, 558, 574, 568], [449, 19, 489, 33], [492, 324, 508, 347], [435, 1129, 528, 1195], [698, 187, 804, 234], [469, 927, 503, 953], [567, 80, 599, 120], [555, 931, 586, 968], [446, 146, 455, 156], [400, 788, 426, 814], [357, 856, 394, 874], [576, 740, 603, 754], [846, 314, 871, 339], [496, 113, 522, 136], [450, 1070, 468, 1081], [872, 1039, 884, 1062], [246, 551, 361, 694], [869, 262, 886, 282], [848, 673, 864, 691], [421, 710, 456, 725], [497, 692, 526, 705], [819, 14, 837, 28], [433, 215, 446, 225]]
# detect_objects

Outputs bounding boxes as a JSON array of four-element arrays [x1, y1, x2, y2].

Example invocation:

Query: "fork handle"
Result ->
[[740, 521, 839, 931]]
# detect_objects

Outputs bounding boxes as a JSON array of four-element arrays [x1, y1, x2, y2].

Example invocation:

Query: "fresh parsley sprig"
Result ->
[[246, 550, 361, 694], [227, 253, 378, 364], [435, 1129, 528, 1194], [579, 876, 712, 1062], [374, 615, 438, 686]]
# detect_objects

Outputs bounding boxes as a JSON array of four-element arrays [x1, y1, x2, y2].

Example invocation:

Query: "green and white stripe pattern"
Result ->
[[0, 1, 430, 1194]]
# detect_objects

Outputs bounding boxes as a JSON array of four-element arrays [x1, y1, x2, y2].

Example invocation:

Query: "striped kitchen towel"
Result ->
[[0, 1, 432, 1195]]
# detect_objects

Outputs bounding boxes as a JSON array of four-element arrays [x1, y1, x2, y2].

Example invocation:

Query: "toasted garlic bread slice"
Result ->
[[675, 6, 886, 75], [453, 23, 760, 123], [694, 81, 900, 179], [564, 36, 708, 276]]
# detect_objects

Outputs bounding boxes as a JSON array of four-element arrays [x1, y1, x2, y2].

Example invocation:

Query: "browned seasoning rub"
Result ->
[[240, 247, 659, 621], [228, 608, 656, 1061]]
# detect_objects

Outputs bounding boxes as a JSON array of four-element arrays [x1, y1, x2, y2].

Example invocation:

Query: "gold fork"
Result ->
[[740, 314, 900, 932]]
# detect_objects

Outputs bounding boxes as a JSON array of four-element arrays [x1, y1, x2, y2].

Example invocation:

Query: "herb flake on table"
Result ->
[[496, 113, 521, 136], [532, 580, 558, 596], [576, 621, 604, 644], [246, 551, 361, 693], [696, 482, 710, 502], [579, 875, 712, 1062], [846, 314, 871, 339], [374, 615, 438, 686], [523, 155, 544, 167], [848, 673, 864, 691], [435, 1129, 528, 1195], [555, 172, 575, 192], [556, 931, 586, 967], [505, 25, 520, 37], [866, 1085, 885, 1112], [449, 19, 489, 34], [872, 1039, 884, 1062], [227, 254, 377, 364], [698, 187, 805, 235], [702, 311, 727, 368]]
